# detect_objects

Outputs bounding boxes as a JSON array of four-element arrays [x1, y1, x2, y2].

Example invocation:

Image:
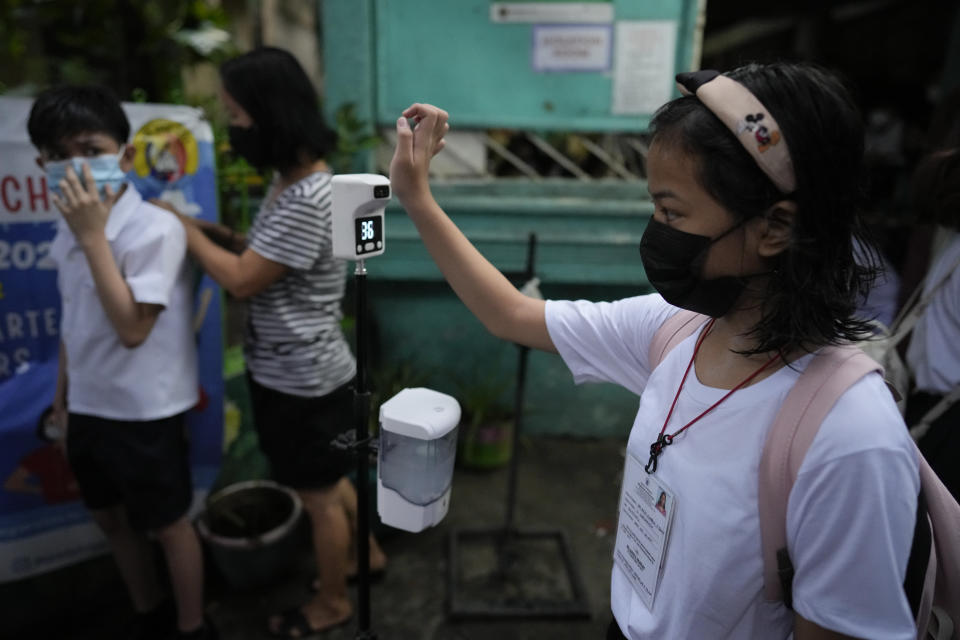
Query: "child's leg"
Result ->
[[335, 476, 388, 573], [303, 485, 352, 611], [89, 506, 163, 613], [251, 379, 359, 633], [114, 412, 206, 634], [68, 415, 164, 613], [154, 516, 205, 633], [270, 485, 353, 633]]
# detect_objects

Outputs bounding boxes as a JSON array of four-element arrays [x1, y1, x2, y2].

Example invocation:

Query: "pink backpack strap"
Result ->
[[758, 345, 882, 603], [918, 454, 960, 635], [648, 309, 708, 369]]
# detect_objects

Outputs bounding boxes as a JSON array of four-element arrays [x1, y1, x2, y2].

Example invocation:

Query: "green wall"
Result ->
[[323, 0, 703, 131]]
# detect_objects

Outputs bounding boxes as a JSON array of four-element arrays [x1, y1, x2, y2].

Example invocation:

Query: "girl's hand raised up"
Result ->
[[389, 103, 449, 207], [385, 103, 553, 353]]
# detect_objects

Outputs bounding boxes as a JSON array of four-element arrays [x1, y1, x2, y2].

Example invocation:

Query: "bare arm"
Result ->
[[193, 218, 246, 254], [54, 166, 161, 348], [389, 104, 555, 353], [181, 222, 286, 300], [80, 234, 163, 347], [152, 200, 246, 254], [148, 199, 275, 296]]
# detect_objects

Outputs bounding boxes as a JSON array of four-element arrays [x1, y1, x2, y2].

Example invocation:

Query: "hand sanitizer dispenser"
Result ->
[[378, 388, 460, 532]]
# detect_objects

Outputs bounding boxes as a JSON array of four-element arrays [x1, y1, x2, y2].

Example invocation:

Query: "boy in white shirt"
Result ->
[[28, 85, 215, 640]]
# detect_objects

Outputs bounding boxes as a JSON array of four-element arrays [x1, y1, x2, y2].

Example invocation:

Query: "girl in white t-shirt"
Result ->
[[388, 62, 919, 639]]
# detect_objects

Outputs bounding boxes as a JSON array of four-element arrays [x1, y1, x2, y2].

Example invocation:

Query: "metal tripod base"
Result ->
[[447, 526, 591, 620]]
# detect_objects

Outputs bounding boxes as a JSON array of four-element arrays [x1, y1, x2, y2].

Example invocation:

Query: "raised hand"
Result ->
[[52, 163, 120, 246], [389, 103, 450, 206]]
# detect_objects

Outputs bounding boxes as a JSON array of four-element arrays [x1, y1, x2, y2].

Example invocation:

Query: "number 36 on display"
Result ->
[[360, 220, 375, 241]]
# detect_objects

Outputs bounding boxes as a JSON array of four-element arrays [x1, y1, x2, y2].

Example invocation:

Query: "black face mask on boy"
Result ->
[[228, 124, 270, 168], [638, 217, 752, 318]]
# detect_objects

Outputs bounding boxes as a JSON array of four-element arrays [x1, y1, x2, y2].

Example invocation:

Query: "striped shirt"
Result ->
[[245, 171, 356, 397]]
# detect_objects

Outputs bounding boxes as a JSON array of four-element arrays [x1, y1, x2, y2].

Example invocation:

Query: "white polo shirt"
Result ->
[[49, 185, 198, 421]]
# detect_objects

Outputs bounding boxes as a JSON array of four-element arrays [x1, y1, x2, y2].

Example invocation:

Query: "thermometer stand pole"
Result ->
[[353, 259, 377, 640]]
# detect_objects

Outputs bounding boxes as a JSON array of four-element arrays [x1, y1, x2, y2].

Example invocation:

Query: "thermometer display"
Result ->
[[354, 215, 384, 255]]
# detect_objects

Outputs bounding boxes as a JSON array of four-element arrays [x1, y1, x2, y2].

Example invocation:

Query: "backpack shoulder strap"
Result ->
[[917, 451, 960, 633], [648, 309, 708, 369], [759, 345, 882, 603]]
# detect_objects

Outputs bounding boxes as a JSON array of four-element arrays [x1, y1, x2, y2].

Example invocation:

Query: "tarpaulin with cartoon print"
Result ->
[[0, 98, 223, 582]]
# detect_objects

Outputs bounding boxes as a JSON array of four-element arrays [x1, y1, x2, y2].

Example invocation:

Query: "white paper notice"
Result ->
[[491, 2, 614, 24], [532, 24, 612, 72], [612, 21, 677, 116]]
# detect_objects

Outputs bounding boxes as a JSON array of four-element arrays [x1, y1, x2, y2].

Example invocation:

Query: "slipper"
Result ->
[[309, 568, 386, 592], [267, 607, 352, 638]]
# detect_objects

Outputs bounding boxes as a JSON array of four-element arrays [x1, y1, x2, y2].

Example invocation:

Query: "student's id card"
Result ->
[[613, 454, 676, 611]]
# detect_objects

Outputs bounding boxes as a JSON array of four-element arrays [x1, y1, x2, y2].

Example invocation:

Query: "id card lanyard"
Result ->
[[645, 319, 780, 474]]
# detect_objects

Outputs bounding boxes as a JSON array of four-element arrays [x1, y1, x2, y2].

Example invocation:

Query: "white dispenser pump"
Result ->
[[377, 388, 460, 532]]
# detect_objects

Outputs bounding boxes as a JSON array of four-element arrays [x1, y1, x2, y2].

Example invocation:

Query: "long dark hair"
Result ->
[[220, 47, 337, 171], [650, 61, 878, 355]]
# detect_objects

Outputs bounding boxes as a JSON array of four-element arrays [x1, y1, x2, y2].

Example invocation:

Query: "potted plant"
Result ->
[[455, 374, 515, 470], [195, 480, 303, 591]]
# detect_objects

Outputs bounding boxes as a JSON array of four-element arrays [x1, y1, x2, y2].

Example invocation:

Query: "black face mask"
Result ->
[[228, 124, 270, 168], [639, 218, 749, 318]]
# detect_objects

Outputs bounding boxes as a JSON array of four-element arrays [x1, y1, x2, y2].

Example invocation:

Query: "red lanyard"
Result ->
[[645, 318, 781, 474]]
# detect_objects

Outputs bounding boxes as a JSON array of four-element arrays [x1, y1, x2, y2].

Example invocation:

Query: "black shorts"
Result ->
[[66, 412, 193, 532], [246, 374, 354, 490]]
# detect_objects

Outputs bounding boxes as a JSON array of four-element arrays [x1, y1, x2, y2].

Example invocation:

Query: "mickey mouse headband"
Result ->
[[676, 70, 796, 194]]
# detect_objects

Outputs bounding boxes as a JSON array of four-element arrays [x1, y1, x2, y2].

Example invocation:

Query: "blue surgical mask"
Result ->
[[45, 150, 127, 200]]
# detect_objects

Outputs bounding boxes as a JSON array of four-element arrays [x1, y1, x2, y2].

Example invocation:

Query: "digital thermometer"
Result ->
[[332, 174, 391, 260]]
